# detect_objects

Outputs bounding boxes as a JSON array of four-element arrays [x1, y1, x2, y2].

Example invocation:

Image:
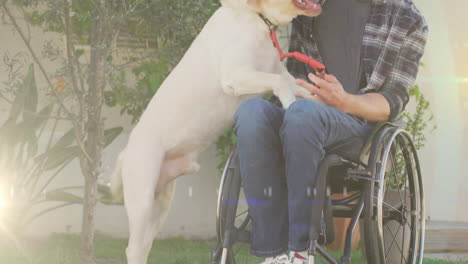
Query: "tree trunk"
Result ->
[[80, 4, 112, 264], [80, 167, 98, 264]]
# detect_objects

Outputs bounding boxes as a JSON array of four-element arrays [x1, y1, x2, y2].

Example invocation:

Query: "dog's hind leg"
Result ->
[[156, 152, 200, 193], [122, 146, 165, 264]]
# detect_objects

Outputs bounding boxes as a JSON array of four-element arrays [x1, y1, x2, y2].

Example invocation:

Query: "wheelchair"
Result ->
[[211, 121, 425, 264]]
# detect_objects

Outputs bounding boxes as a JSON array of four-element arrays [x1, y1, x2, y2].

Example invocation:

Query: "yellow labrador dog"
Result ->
[[111, 0, 322, 263]]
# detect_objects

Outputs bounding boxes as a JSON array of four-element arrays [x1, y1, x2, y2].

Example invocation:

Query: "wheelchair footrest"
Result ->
[[332, 204, 358, 218]]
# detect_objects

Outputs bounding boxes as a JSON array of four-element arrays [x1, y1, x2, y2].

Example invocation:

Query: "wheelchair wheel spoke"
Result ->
[[384, 222, 401, 258], [384, 225, 395, 257], [389, 146, 406, 205], [236, 209, 248, 218], [384, 222, 409, 264], [382, 139, 413, 263], [362, 131, 423, 264], [394, 231, 409, 264], [380, 198, 404, 215], [402, 222, 406, 264]]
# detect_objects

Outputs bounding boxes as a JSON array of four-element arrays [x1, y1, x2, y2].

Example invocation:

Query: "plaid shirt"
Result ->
[[286, 0, 428, 121]]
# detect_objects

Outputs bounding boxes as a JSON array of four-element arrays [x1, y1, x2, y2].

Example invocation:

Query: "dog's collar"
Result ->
[[258, 12, 326, 77], [258, 13, 278, 32]]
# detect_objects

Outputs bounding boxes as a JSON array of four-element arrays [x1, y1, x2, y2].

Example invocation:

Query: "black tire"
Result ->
[[361, 128, 425, 264], [216, 149, 260, 264]]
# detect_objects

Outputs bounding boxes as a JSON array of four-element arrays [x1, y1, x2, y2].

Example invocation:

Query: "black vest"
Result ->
[[313, 0, 371, 94]]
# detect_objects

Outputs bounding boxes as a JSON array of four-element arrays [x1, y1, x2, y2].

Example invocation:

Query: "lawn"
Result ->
[[0, 233, 466, 264]]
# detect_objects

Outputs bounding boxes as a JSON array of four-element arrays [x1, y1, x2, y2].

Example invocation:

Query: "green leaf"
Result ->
[[4, 64, 37, 124], [24, 104, 53, 136], [8, 97, 23, 124], [104, 91, 116, 107], [74, 48, 85, 58], [23, 64, 38, 115], [45, 190, 83, 203], [1, 104, 54, 158], [53, 128, 76, 149], [35, 127, 77, 167], [97, 184, 117, 205], [36, 146, 80, 171], [148, 73, 159, 93], [104, 127, 123, 148], [28, 104, 54, 133], [24, 10, 45, 26]]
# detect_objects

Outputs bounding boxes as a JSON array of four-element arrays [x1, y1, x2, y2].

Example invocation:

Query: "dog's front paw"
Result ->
[[280, 96, 296, 109], [293, 83, 310, 95], [276, 90, 296, 109]]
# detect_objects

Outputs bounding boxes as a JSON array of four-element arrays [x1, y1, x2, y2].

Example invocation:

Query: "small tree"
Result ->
[[1, 0, 221, 263], [0, 1, 125, 263], [401, 85, 437, 150], [0, 59, 121, 235], [385, 85, 436, 189]]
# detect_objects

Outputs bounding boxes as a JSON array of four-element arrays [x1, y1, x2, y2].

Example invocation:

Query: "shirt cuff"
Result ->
[[379, 89, 404, 121]]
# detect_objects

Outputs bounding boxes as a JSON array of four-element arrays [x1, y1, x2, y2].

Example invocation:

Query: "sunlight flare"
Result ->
[[0, 190, 7, 220]]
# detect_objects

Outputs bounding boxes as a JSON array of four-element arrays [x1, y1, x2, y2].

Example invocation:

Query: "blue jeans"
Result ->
[[234, 98, 373, 258]]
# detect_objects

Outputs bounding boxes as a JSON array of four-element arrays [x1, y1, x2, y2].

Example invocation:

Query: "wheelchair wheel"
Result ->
[[362, 128, 425, 264], [215, 149, 261, 264]]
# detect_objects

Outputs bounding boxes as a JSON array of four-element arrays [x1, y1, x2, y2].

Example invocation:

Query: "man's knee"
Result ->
[[287, 99, 328, 116], [234, 98, 284, 149], [280, 99, 329, 142], [284, 99, 329, 127], [235, 98, 269, 122], [235, 98, 277, 130]]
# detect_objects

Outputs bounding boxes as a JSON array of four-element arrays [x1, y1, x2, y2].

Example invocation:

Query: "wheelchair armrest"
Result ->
[[358, 121, 406, 166]]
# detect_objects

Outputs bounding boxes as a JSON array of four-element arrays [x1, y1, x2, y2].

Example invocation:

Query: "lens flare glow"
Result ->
[[0, 182, 8, 220], [0, 192, 6, 220]]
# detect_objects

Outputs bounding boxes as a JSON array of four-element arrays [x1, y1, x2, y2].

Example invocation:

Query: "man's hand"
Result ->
[[295, 73, 351, 113], [294, 73, 391, 122]]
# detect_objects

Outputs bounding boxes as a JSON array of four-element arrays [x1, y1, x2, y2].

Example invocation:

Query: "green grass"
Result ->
[[0, 233, 466, 264], [423, 260, 468, 264]]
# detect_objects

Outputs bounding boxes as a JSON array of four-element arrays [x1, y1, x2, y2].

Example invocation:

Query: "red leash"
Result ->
[[259, 14, 327, 78]]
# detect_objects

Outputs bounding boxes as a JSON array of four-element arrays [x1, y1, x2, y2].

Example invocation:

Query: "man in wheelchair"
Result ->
[[222, 0, 428, 263]]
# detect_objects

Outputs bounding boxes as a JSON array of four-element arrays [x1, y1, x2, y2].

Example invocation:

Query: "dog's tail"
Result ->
[[110, 150, 125, 202]]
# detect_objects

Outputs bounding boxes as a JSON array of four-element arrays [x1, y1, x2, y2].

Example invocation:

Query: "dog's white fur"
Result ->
[[111, 0, 321, 263]]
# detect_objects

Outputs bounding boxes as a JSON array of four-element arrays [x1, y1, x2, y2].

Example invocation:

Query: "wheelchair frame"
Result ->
[[211, 122, 425, 264]]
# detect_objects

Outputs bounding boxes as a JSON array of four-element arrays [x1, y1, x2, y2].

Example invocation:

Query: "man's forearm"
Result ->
[[343, 93, 390, 122], [295, 74, 391, 122]]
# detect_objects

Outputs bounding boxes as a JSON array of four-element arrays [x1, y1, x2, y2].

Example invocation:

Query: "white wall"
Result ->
[[23, 134, 222, 240], [412, 0, 468, 223]]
